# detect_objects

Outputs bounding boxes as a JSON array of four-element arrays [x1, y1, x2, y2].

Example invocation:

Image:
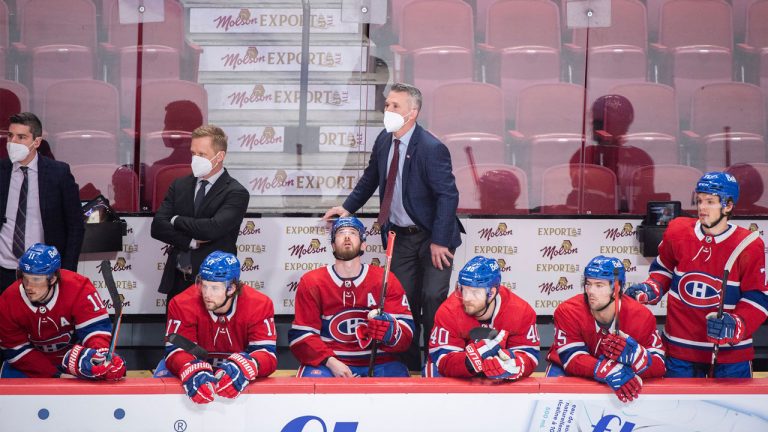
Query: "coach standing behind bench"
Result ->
[[323, 83, 464, 371], [152, 125, 249, 304]]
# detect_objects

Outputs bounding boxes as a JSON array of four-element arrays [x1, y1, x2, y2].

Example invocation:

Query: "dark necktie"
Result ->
[[377, 139, 401, 226], [13, 166, 28, 258], [194, 180, 209, 215]]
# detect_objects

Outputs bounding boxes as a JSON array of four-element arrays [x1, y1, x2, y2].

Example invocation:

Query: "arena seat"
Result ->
[[126, 79, 207, 137], [455, 163, 529, 214], [540, 163, 618, 214], [0, 79, 29, 132], [152, 163, 192, 211], [428, 82, 505, 138], [736, 0, 768, 87], [42, 79, 120, 138], [71, 163, 139, 212], [53, 131, 119, 165], [443, 133, 507, 171], [609, 82, 679, 137], [628, 164, 703, 213]]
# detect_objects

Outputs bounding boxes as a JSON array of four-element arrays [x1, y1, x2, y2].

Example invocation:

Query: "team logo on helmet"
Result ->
[[678, 272, 722, 308], [328, 309, 369, 343]]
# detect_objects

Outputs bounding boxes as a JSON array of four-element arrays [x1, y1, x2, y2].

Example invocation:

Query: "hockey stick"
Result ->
[[168, 333, 209, 359], [709, 230, 760, 378], [613, 267, 621, 335], [464, 146, 481, 189], [368, 231, 397, 377], [101, 260, 123, 361], [469, 327, 498, 341]]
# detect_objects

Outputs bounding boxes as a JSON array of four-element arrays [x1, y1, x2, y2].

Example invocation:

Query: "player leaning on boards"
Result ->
[[0, 244, 125, 379], [289, 217, 415, 377], [547, 256, 666, 403], [157, 251, 277, 404], [425, 256, 539, 380], [626, 172, 768, 378]]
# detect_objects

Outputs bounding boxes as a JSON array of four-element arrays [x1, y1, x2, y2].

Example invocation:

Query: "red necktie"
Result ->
[[377, 139, 401, 226]]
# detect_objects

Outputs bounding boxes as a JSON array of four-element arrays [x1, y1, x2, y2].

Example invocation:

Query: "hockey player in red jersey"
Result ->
[[0, 243, 125, 379], [547, 256, 666, 402], [626, 172, 768, 378], [289, 216, 414, 377], [425, 256, 539, 379], [157, 251, 277, 404]]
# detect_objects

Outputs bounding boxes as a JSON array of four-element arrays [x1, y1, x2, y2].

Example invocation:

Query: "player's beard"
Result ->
[[333, 243, 362, 261]]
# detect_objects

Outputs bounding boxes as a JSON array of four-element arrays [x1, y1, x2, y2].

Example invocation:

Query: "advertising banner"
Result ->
[[200, 45, 368, 72], [189, 8, 359, 34], [205, 84, 377, 111]]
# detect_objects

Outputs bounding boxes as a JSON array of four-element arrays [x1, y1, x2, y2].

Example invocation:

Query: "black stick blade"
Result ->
[[469, 327, 498, 342], [168, 333, 209, 359]]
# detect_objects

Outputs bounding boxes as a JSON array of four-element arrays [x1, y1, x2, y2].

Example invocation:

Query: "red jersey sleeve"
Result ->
[[503, 300, 539, 378], [0, 292, 59, 377], [71, 275, 112, 350], [429, 304, 475, 378], [288, 276, 336, 366], [245, 296, 278, 377], [549, 303, 599, 378], [164, 297, 198, 377], [732, 239, 768, 336]]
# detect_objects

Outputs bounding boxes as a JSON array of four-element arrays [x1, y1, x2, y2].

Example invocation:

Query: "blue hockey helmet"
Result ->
[[331, 216, 366, 242], [458, 256, 502, 293], [696, 171, 740, 208], [583, 255, 625, 287], [18, 243, 61, 276], [199, 251, 240, 283]]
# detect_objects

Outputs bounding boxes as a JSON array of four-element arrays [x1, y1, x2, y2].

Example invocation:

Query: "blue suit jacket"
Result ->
[[0, 156, 84, 270], [343, 124, 463, 248]]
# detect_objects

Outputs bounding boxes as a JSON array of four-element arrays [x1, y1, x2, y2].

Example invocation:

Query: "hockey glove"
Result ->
[[180, 361, 217, 404], [594, 356, 643, 403], [706, 312, 745, 345], [599, 331, 651, 374], [214, 352, 259, 399], [62, 345, 109, 380], [482, 349, 525, 381], [355, 322, 373, 349], [368, 312, 401, 346], [625, 280, 662, 305], [95, 348, 126, 380]]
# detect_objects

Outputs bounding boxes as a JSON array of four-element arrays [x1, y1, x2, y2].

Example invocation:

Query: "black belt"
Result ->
[[391, 224, 421, 235]]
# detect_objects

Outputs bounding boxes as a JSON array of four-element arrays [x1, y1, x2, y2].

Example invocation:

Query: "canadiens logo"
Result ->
[[328, 309, 368, 343], [678, 272, 722, 308], [30, 332, 72, 353]]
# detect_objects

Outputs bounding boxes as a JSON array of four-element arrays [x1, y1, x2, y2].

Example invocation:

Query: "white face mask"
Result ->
[[383, 110, 408, 133], [7, 142, 32, 163], [191, 153, 219, 178]]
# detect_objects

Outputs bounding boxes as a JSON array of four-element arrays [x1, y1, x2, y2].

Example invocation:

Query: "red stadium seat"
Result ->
[[478, 0, 561, 126], [726, 162, 768, 214], [152, 163, 192, 211], [0, 79, 29, 131], [628, 164, 703, 213], [71, 163, 139, 212], [583, 46, 647, 106], [53, 131, 119, 166], [455, 163, 529, 215], [410, 46, 474, 121], [609, 82, 679, 137], [702, 133, 766, 170], [127, 80, 207, 136], [42, 79, 119, 138], [732, 0, 761, 43], [540, 163, 618, 214], [528, 134, 584, 209], [428, 82, 505, 138], [115, 45, 181, 121], [736, 0, 768, 86], [443, 133, 508, 171], [141, 130, 192, 206]]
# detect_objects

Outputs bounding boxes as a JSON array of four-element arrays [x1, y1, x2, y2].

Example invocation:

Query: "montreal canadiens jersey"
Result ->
[[547, 294, 666, 378], [647, 217, 768, 364], [428, 288, 540, 378], [165, 284, 277, 378], [0, 270, 113, 377], [289, 264, 414, 367]]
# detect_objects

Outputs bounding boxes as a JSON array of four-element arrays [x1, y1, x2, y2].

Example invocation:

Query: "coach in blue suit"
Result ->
[[0, 112, 84, 292], [324, 83, 463, 370]]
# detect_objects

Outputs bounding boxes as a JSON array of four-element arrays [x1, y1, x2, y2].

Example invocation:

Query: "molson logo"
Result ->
[[102, 293, 128, 310], [540, 240, 578, 260], [250, 169, 296, 194], [749, 223, 764, 236], [228, 85, 350, 108], [496, 259, 512, 272], [288, 239, 327, 259], [622, 259, 637, 273], [604, 223, 636, 241], [286, 280, 298, 292], [240, 220, 262, 236], [213, 9, 259, 31], [369, 258, 381, 267], [238, 126, 283, 150], [221, 46, 265, 70], [241, 257, 259, 271], [478, 223, 514, 241], [98, 257, 132, 272], [228, 84, 273, 108], [539, 277, 576, 295]]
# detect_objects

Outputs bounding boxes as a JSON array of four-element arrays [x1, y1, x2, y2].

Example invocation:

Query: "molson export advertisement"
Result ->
[[199, 45, 367, 72], [205, 83, 376, 110], [189, 8, 358, 33], [223, 126, 285, 152]]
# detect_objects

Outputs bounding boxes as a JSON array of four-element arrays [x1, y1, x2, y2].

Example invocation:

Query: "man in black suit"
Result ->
[[324, 83, 463, 371], [0, 113, 84, 292], [151, 125, 249, 303]]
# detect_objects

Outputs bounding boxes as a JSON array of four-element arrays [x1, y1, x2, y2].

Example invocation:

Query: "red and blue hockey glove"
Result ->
[[214, 352, 259, 399], [594, 356, 643, 403], [464, 330, 507, 374], [95, 348, 126, 380], [625, 280, 662, 305], [179, 361, 217, 404], [599, 331, 650, 374], [706, 312, 745, 345], [368, 312, 401, 346], [355, 322, 373, 349], [482, 349, 525, 380], [62, 345, 109, 379]]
